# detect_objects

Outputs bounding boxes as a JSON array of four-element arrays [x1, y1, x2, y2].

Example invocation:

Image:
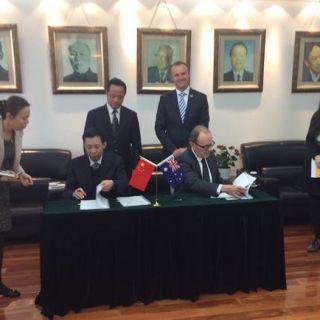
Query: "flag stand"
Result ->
[[153, 169, 160, 207]]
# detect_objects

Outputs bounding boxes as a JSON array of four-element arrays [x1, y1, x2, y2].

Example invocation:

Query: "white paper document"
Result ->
[[311, 159, 320, 178], [217, 172, 256, 200], [80, 184, 110, 210], [117, 195, 151, 207], [0, 170, 15, 177]]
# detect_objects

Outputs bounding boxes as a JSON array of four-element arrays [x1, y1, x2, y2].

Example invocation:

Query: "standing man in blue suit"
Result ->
[[155, 61, 210, 157], [84, 78, 142, 177]]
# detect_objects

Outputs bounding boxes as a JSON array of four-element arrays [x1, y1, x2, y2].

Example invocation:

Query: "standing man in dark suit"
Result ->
[[177, 125, 246, 197], [63, 129, 128, 200], [0, 41, 9, 81], [84, 78, 142, 177], [223, 41, 253, 82], [155, 61, 210, 157]]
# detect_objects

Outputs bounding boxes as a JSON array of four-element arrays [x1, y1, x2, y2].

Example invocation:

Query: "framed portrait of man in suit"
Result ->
[[213, 29, 266, 93], [48, 26, 108, 94], [0, 24, 22, 93], [292, 31, 320, 92], [137, 28, 191, 94]]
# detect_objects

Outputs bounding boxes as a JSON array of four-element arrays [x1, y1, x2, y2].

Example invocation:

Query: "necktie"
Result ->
[[92, 162, 100, 170], [112, 110, 119, 138], [237, 74, 241, 82], [178, 92, 186, 123], [160, 72, 165, 83], [201, 158, 210, 182]]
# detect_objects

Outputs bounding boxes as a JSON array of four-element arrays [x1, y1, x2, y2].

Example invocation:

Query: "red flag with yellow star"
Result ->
[[129, 157, 157, 191]]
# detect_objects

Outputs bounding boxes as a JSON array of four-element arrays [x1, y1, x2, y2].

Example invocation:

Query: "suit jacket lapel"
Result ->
[[170, 90, 184, 125]]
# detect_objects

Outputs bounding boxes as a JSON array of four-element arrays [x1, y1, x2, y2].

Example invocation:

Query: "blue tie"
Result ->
[[178, 92, 186, 123]]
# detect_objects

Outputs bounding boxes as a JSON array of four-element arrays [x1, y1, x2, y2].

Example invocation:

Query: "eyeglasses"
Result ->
[[194, 140, 215, 150]]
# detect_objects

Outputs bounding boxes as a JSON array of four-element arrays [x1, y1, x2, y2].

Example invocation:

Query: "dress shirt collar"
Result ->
[[106, 103, 121, 118], [309, 70, 320, 82], [176, 86, 190, 97], [89, 155, 103, 167], [191, 146, 204, 162], [233, 70, 244, 81]]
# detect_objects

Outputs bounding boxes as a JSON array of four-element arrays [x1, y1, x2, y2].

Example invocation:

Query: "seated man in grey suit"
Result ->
[[223, 41, 253, 82], [0, 41, 9, 81], [177, 125, 246, 197], [148, 44, 173, 83], [63, 40, 98, 82], [63, 129, 128, 200]]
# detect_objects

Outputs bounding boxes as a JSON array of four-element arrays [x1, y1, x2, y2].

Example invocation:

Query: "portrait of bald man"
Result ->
[[302, 42, 320, 82], [148, 44, 173, 83], [63, 40, 98, 83], [0, 41, 9, 81]]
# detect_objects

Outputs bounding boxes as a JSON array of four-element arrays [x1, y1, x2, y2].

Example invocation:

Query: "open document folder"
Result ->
[[217, 172, 256, 200], [80, 185, 110, 210], [311, 159, 320, 178]]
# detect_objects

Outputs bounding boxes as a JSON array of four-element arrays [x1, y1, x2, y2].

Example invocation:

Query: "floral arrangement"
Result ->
[[214, 145, 240, 169]]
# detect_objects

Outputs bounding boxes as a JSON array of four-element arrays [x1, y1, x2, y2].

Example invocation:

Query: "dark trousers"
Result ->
[[310, 196, 320, 239]]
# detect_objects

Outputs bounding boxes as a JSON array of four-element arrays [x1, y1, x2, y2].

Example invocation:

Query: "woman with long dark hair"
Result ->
[[306, 103, 320, 252], [0, 96, 33, 297]]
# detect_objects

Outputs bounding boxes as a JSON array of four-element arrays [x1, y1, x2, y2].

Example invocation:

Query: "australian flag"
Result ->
[[158, 155, 184, 188]]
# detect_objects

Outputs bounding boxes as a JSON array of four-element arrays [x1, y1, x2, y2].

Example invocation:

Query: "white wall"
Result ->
[[0, 0, 320, 158]]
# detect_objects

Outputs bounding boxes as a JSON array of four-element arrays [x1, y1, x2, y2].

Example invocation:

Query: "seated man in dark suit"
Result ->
[[63, 129, 128, 200], [63, 40, 98, 82], [0, 41, 9, 81], [177, 125, 246, 197], [148, 44, 173, 83], [223, 41, 253, 82]]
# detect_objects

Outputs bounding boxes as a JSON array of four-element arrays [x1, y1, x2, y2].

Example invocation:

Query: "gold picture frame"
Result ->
[[0, 24, 22, 93], [48, 26, 108, 94], [292, 31, 320, 92], [214, 29, 266, 93], [137, 28, 191, 94]]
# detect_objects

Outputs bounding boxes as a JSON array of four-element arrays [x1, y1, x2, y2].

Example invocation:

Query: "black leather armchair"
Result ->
[[240, 140, 309, 222], [8, 148, 71, 240]]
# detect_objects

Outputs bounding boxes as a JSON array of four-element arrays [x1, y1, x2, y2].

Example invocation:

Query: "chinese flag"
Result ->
[[129, 157, 156, 191]]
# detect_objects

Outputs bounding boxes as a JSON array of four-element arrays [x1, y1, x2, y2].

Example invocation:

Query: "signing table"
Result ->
[[35, 190, 286, 318]]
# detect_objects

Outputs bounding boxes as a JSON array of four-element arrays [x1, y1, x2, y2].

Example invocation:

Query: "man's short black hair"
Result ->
[[229, 41, 248, 56], [82, 128, 106, 143], [106, 78, 127, 94]]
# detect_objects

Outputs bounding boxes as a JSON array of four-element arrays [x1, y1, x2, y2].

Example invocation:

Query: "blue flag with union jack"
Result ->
[[158, 155, 184, 188]]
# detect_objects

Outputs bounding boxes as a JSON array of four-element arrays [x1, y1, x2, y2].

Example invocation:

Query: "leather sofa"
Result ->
[[240, 140, 309, 222], [7, 148, 72, 240]]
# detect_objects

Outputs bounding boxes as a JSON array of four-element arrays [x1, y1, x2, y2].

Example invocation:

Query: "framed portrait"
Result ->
[[292, 31, 320, 92], [0, 24, 22, 93], [137, 28, 191, 94], [48, 26, 108, 94], [213, 29, 266, 93]]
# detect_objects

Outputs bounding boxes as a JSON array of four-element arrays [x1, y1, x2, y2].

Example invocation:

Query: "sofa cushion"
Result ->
[[262, 166, 303, 186], [20, 149, 71, 180]]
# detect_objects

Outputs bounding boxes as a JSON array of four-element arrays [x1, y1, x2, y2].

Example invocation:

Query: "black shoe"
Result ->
[[0, 285, 21, 298], [307, 238, 320, 252]]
